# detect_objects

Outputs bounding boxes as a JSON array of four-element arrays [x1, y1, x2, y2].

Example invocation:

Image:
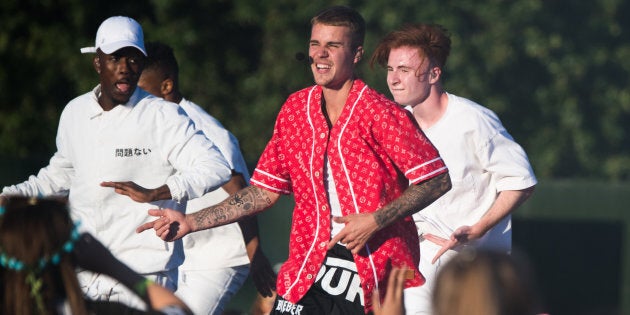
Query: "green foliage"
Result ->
[[1, 0, 629, 180]]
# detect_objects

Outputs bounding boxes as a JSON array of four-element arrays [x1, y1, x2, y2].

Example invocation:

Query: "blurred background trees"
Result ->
[[1, 0, 629, 180], [2, 2, 630, 313]]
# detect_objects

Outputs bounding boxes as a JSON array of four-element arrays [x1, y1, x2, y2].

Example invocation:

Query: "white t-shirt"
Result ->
[[324, 157, 344, 239], [412, 93, 537, 251], [178, 98, 251, 270], [2, 87, 231, 273]]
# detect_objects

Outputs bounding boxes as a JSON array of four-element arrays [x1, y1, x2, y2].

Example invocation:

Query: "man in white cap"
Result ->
[[1, 16, 232, 309]]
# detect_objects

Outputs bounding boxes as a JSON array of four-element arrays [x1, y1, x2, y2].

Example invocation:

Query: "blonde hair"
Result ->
[[432, 249, 542, 315]]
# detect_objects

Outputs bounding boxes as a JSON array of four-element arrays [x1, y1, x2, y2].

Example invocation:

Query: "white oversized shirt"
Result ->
[[412, 93, 537, 251], [178, 98, 251, 270], [2, 86, 231, 273]]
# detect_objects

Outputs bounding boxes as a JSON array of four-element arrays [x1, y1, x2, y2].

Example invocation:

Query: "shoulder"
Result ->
[[285, 85, 319, 106], [274, 85, 319, 119], [140, 95, 186, 116], [179, 99, 225, 129], [64, 90, 95, 110], [359, 85, 411, 122], [447, 93, 504, 130]]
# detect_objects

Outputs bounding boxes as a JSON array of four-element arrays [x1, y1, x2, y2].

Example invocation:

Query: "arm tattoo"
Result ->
[[191, 186, 273, 231], [374, 172, 452, 229]]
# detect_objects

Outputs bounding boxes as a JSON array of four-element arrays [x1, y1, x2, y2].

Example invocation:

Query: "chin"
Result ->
[[113, 96, 132, 104]]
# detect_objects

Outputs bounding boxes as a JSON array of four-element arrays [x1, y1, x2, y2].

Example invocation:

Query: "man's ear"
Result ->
[[93, 57, 101, 74], [354, 46, 364, 64], [429, 66, 442, 84], [161, 78, 174, 96]]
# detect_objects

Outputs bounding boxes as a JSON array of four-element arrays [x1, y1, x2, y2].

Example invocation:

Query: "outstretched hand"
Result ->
[[328, 213, 378, 254], [371, 268, 407, 315], [101, 181, 154, 203], [136, 208, 191, 241], [423, 224, 484, 264]]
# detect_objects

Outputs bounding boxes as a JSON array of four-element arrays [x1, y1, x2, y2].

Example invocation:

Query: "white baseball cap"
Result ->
[[80, 16, 147, 56]]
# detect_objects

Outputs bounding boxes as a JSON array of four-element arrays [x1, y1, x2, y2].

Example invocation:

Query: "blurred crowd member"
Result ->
[[370, 268, 410, 315], [432, 249, 544, 315], [0, 195, 192, 315]]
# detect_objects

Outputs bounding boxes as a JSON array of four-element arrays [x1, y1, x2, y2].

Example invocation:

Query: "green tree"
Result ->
[[2, 0, 629, 181]]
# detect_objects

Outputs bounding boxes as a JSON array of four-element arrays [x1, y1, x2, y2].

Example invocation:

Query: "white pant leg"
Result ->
[[78, 268, 178, 311], [175, 265, 249, 315], [404, 240, 458, 315]]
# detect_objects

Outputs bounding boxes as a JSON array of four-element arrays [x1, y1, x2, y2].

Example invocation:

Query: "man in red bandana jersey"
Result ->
[[137, 6, 451, 314]]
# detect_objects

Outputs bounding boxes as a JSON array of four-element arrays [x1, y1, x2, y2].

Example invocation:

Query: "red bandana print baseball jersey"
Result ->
[[251, 79, 447, 313]]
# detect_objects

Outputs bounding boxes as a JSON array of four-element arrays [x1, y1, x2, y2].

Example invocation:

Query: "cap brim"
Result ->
[[80, 47, 97, 54], [99, 41, 147, 56]]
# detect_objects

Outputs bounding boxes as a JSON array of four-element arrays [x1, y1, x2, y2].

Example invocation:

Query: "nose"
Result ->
[[116, 57, 132, 74], [388, 71, 400, 86], [310, 46, 329, 59]]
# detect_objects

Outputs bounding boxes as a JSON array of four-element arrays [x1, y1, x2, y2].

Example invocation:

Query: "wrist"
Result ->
[[185, 213, 197, 233], [152, 185, 172, 201]]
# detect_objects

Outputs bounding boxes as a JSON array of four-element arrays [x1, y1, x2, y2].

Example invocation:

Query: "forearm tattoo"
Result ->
[[191, 186, 273, 231], [374, 172, 452, 228]]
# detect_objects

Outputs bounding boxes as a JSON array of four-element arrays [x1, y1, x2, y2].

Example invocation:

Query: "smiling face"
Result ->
[[386, 46, 434, 107], [94, 47, 145, 110], [308, 23, 362, 90]]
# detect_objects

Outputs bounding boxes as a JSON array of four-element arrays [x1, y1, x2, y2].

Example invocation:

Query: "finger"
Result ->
[[155, 219, 173, 236], [158, 226, 174, 240], [393, 269, 406, 297], [332, 216, 346, 224], [114, 188, 129, 196], [385, 269, 399, 301], [372, 288, 381, 311], [422, 233, 448, 246], [147, 209, 166, 217], [349, 240, 364, 254], [328, 233, 344, 249], [136, 221, 155, 233], [431, 241, 455, 264]]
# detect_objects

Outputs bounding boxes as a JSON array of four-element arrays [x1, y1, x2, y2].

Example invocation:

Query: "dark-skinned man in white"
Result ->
[[2, 16, 231, 309]]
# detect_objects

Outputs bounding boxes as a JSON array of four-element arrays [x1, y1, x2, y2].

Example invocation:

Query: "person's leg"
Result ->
[[403, 240, 457, 315], [175, 265, 249, 315]]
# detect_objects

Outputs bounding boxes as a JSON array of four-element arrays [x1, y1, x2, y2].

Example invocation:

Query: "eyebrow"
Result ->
[[310, 39, 345, 46], [388, 64, 415, 70]]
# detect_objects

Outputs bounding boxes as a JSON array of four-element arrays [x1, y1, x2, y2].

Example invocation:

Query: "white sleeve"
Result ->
[[159, 105, 232, 202], [2, 112, 74, 196], [2, 152, 73, 196], [478, 127, 537, 191]]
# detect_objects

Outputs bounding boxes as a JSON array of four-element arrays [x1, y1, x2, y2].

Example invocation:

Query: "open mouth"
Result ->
[[115, 82, 132, 93], [316, 63, 331, 70]]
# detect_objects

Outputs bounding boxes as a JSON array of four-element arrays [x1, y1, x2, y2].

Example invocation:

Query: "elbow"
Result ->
[[521, 185, 536, 201], [441, 172, 453, 196]]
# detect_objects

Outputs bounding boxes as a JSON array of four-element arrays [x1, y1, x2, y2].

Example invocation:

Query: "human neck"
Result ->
[[412, 89, 448, 130], [98, 95, 118, 112], [165, 91, 183, 104], [322, 79, 354, 126]]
